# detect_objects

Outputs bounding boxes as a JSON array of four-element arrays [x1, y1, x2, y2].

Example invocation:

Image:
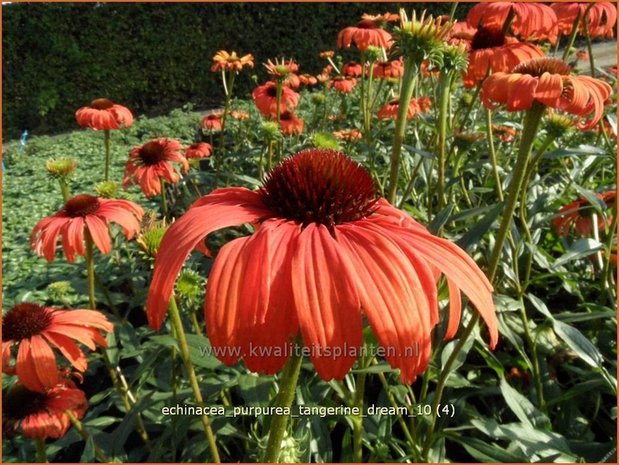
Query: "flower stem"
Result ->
[[65, 410, 110, 463], [263, 346, 303, 463], [387, 60, 418, 203], [562, 10, 582, 61], [436, 71, 452, 211], [58, 179, 70, 203], [103, 129, 111, 182], [422, 102, 546, 459], [168, 297, 221, 462], [160, 178, 168, 219], [85, 231, 96, 310], [34, 438, 48, 463]]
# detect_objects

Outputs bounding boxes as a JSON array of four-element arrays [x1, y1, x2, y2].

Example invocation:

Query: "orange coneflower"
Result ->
[[337, 18, 393, 51], [342, 61, 364, 77], [298, 74, 319, 87], [145, 149, 497, 383], [3, 380, 87, 439], [184, 142, 212, 160], [552, 190, 616, 236], [551, 2, 617, 38], [31, 194, 143, 263], [492, 124, 518, 143], [230, 110, 250, 121], [463, 26, 544, 87], [331, 76, 357, 93], [362, 12, 400, 24], [373, 59, 404, 79], [467, 2, 559, 43], [252, 81, 301, 118], [2, 303, 112, 392], [75, 98, 133, 131], [264, 58, 299, 80], [211, 50, 255, 73], [333, 128, 363, 141], [481, 58, 612, 130], [278, 112, 304, 136], [124, 138, 189, 197], [201, 112, 223, 132], [378, 99, 421, 120]]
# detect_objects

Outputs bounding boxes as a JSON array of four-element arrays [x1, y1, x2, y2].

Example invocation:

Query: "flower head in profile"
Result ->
[[551, 2, 617, 38], [264, 58, 299, 81], [2, 303, 113, 391], [481, 57, 612, 129], [362, 12, 400, 25], [467, 2, 559, 43], [211, 50, 255, 72], [337, 17, 393, 51], [124, 138, 189, 197], [252, 81, 301, 118], [552, 190, 616, 236], [331, 76, 358, 93], [31, 194, 144, 263], [201, 112, 223, 132], [46, 158, 77, 179], [392, 9, 452, 65], [184, 142, 212, 160], [333, 128, 363, 141], [373, 59, 404, 79], [3, 380, 87, 439], [342, 61, 363, 77], [279, 111, 304, 136], [75, 98, 133, 131], [377, 98, 429, 120], [463, 26, 544, 87], [146, 149, 497, 383]]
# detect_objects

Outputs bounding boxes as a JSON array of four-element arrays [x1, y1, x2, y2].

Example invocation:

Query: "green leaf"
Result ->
[[428, 204, 454, 234], [553, 320, 604, 368], [456, 203, 503, 250], [552, 238, 602, 268], [448, 434, 528, 462], [500, 377, 550, 429]]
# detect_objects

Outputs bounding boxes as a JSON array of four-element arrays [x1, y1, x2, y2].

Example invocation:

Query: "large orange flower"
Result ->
[[279, 111, 304, 136], [75, 98, 133, 131], [481, 58, 612, 129], [463, 26, 544, 87], [211, 50, 254, 72], [551, 2, 617, 38], [372, 59, 404, 79], [2, 303, 113, 392], [252, 81, 301, 118], [184, 142, 212, 160], [3, 380, 87, 439], [146, 149, 497, 383], [31, 194, 144, 263], [467, 2, 559, 43], [124, 138, 189, 197], [552, 190, 616, 236], [337, 18, 393, 51]]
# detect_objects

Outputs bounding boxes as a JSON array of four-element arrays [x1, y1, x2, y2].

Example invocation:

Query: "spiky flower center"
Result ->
[[90, 98, 114, 110], [63, 194, 101, 217], [357, 19, 377, 29], [138, 141, 168, 165], [3, 384, 49, 420], [2, 303, 53, 341], [471, 26, 506, 50], [513, 58, 572, 77], [260, 149, 378, 229]]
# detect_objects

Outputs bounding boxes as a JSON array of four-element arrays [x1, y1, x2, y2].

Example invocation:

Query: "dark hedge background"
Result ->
[[2, 2, 460, 139]]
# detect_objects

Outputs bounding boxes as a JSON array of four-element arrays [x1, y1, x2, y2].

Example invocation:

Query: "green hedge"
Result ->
[[2, 2, 458, 139]]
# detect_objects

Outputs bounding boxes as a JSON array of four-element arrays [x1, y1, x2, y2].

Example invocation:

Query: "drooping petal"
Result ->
[[291, 224, 362, 380], [42, 331, 88, 372], [16, 337, 59, 392], [85, 215, 112, 255], [146, 188, 273, 330]]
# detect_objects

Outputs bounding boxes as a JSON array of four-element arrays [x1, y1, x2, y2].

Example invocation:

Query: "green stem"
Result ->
[[85, 232, 96, 310], [103, 129, 111, 182], [352, 371, 367, 462], [263, 346, 303, 463], [422, 103, 546, 459], [562, 10, 582, 61], [486, 109, 504, 202], [66, 410, 110, 463], [160, 178, 168, 218], [436, 71, 452, 211], [168, 297, 221, 462], [35, 438, 48, 463], [59, 179, 70, 203], [387, 60, 418, 203]]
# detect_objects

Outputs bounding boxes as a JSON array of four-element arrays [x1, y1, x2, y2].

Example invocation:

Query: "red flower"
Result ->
[[298, 74, 319, 87], [146, 149, 497, 383], [3, 380, 87, 439], [467, 2, 559, 43], [333, 128, 362, 141], [481, 58, 613, 130], [124, 138, 189, 197], [342, 61, 363, 77], [337, 19, 393, 51], [331, 76, 357, 93], [463, 26, 544, 88], [211, 50, 254, 72], [279, 111, 304, 136], [551, 2, 617, 38], [75, 98, 133, 131], [492, 124, 518, 143], [31, 194, 144, 263], [2, 303, 112, 392], [373, 59, 404, 79], [377, 98, 425, 120], [552, 190, 616, 236], [252, 81, 301, 118], [201, 112, 223, 131], [185, 142, 212, 160]]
